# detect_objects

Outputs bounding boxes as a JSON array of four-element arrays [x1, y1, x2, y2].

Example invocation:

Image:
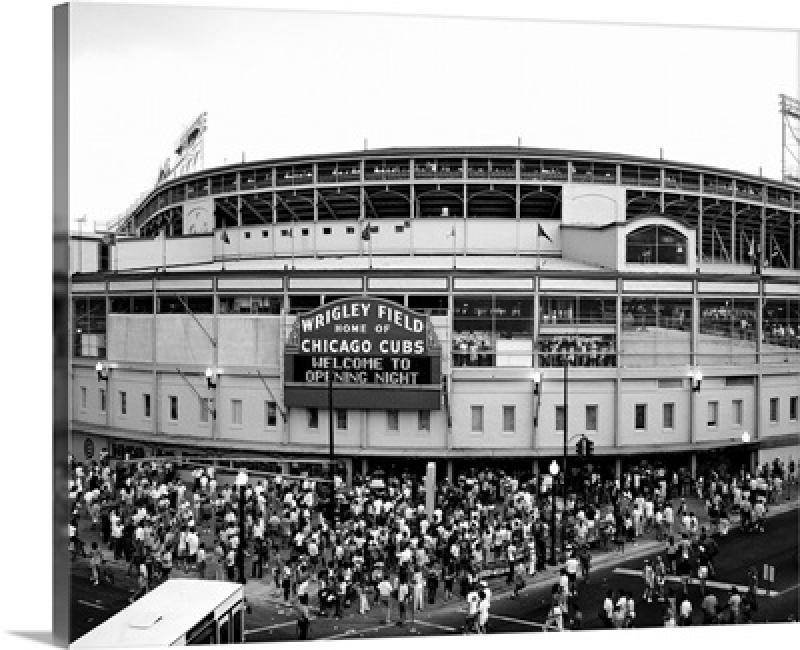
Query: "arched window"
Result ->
[[626, 225, 688, 264]]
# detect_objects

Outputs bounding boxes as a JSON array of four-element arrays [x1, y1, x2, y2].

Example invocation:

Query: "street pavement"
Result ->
[[70, 489, 800, 642]]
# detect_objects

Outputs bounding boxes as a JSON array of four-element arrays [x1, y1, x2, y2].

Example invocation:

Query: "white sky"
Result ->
[[68, 4, 799, 229]]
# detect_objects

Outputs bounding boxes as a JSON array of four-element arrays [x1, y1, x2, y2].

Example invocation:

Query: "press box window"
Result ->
[[663, 403, 674, 430], [790, 396, 798, 421], [707, 401, 718, 428], [119, 391, 127, 416], [336, 409, 348, 430], [418, 410, 431, 431], [265, 401, 277, 428], [168, 396, 178, 421], [308, 408, 318, 429], [387, 410, 399, 431], [231, 399, 243, 425], [732, 399, 743, 426], [769, 398, 779, 423], [143, 394, 151, 418], [585, 405, 598, 431], [471, 406, 484, 433], [503, 405, 516, 433], [634, 404, 647, 430]]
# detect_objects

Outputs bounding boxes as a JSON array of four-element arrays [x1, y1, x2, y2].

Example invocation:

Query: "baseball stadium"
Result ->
[[69, 138, 800, 484]]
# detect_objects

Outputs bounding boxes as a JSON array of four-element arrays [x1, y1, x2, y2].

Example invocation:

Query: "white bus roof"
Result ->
[[72, 579, 244, 648]]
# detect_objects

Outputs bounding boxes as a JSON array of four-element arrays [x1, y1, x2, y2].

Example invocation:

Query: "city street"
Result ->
[[243, 507, 799, 642]]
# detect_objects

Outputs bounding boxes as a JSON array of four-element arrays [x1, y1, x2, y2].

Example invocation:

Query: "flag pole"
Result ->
[[536, 223, 541, 271]]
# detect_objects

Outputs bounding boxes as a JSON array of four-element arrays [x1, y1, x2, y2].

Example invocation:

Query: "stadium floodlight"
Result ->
[[205, 366, 216, 389], [95, 362, 108, 382], [742, 431, 751, 444]]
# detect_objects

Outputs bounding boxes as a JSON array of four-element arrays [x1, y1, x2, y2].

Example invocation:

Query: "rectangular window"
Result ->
[[308, 408, 318, 429], [99, 388, 107, 413], [770, 397, 779, 423], [119, 391, 127, 416], [169, 395, 178, 421], [707, 401, 719, 427], [503, 405, 516, 433], [199, 398, 210, 423], [555, 405, 565, 432], [143, 393, 151, 418], [663, 403, 675, 430], [634, 404, 647, 430], [387, 409, 399, 431], [323, 227, 332, 235], [265, 401, 277, 428], [585, 404, 598, 431], [732, 399, 743, 426], [418, 410, 431, 431], [790, 396, 798, 421], [346, 226, 355, 234], [80, 386, 87, 410], [231, 399, 243, 425], [336, 409, 347, 430], [471, 406, 484, 433]]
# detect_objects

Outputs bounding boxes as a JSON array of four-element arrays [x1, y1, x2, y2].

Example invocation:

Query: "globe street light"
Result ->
[[549, 460, 559, 565], [235, 469, 249, 584]]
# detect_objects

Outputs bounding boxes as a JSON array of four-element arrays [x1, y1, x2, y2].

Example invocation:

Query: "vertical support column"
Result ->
[[532, 275, 540, 451], [361, 457, 368, 478], [691, 278, 699, 367], [698, 182, 704, 269], [690, 453, 697, 480], [271, 190, 277, 259], [281, 462, 289, 476], [211, 276, 219, 441], [152, 277, 159, 438], [312, 183, 319, 260], [409, 169, 415, 256], [531, 458, 540, 480], [446, 459, 454, 483], [731, 201, 737, 265], [446, 289, 454, 450], [614, 280, 622, 450], [755, 276, 763, 445], [614, 457, 622, 480], [515, 160, 521, 256]]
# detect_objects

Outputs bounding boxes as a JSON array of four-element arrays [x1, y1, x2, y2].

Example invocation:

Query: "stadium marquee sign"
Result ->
[[284, 297, 441, 409]]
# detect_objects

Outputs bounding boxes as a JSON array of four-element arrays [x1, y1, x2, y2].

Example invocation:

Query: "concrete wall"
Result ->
[[156, 315, 215, 366], [215, 375, 284, 444], [617, 379, 691, 446], [217, 316, 282, 368], [107, 315, 154, 363], [561, 184, 626, 226], [70, 239, 100, 274], [536, 378, 616, 449], [451, 380, 534, 449], [561, 226, 618, 270]]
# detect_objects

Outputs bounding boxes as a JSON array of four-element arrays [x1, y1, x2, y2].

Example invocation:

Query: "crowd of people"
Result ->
[[68, 450, 796, 636]]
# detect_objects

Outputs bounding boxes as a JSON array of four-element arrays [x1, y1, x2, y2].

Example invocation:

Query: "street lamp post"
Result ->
[[235, 469, 248, 585], [328, 371, 336, 526], [549, 459, 559, 565], [561, 353, 573, 554]]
